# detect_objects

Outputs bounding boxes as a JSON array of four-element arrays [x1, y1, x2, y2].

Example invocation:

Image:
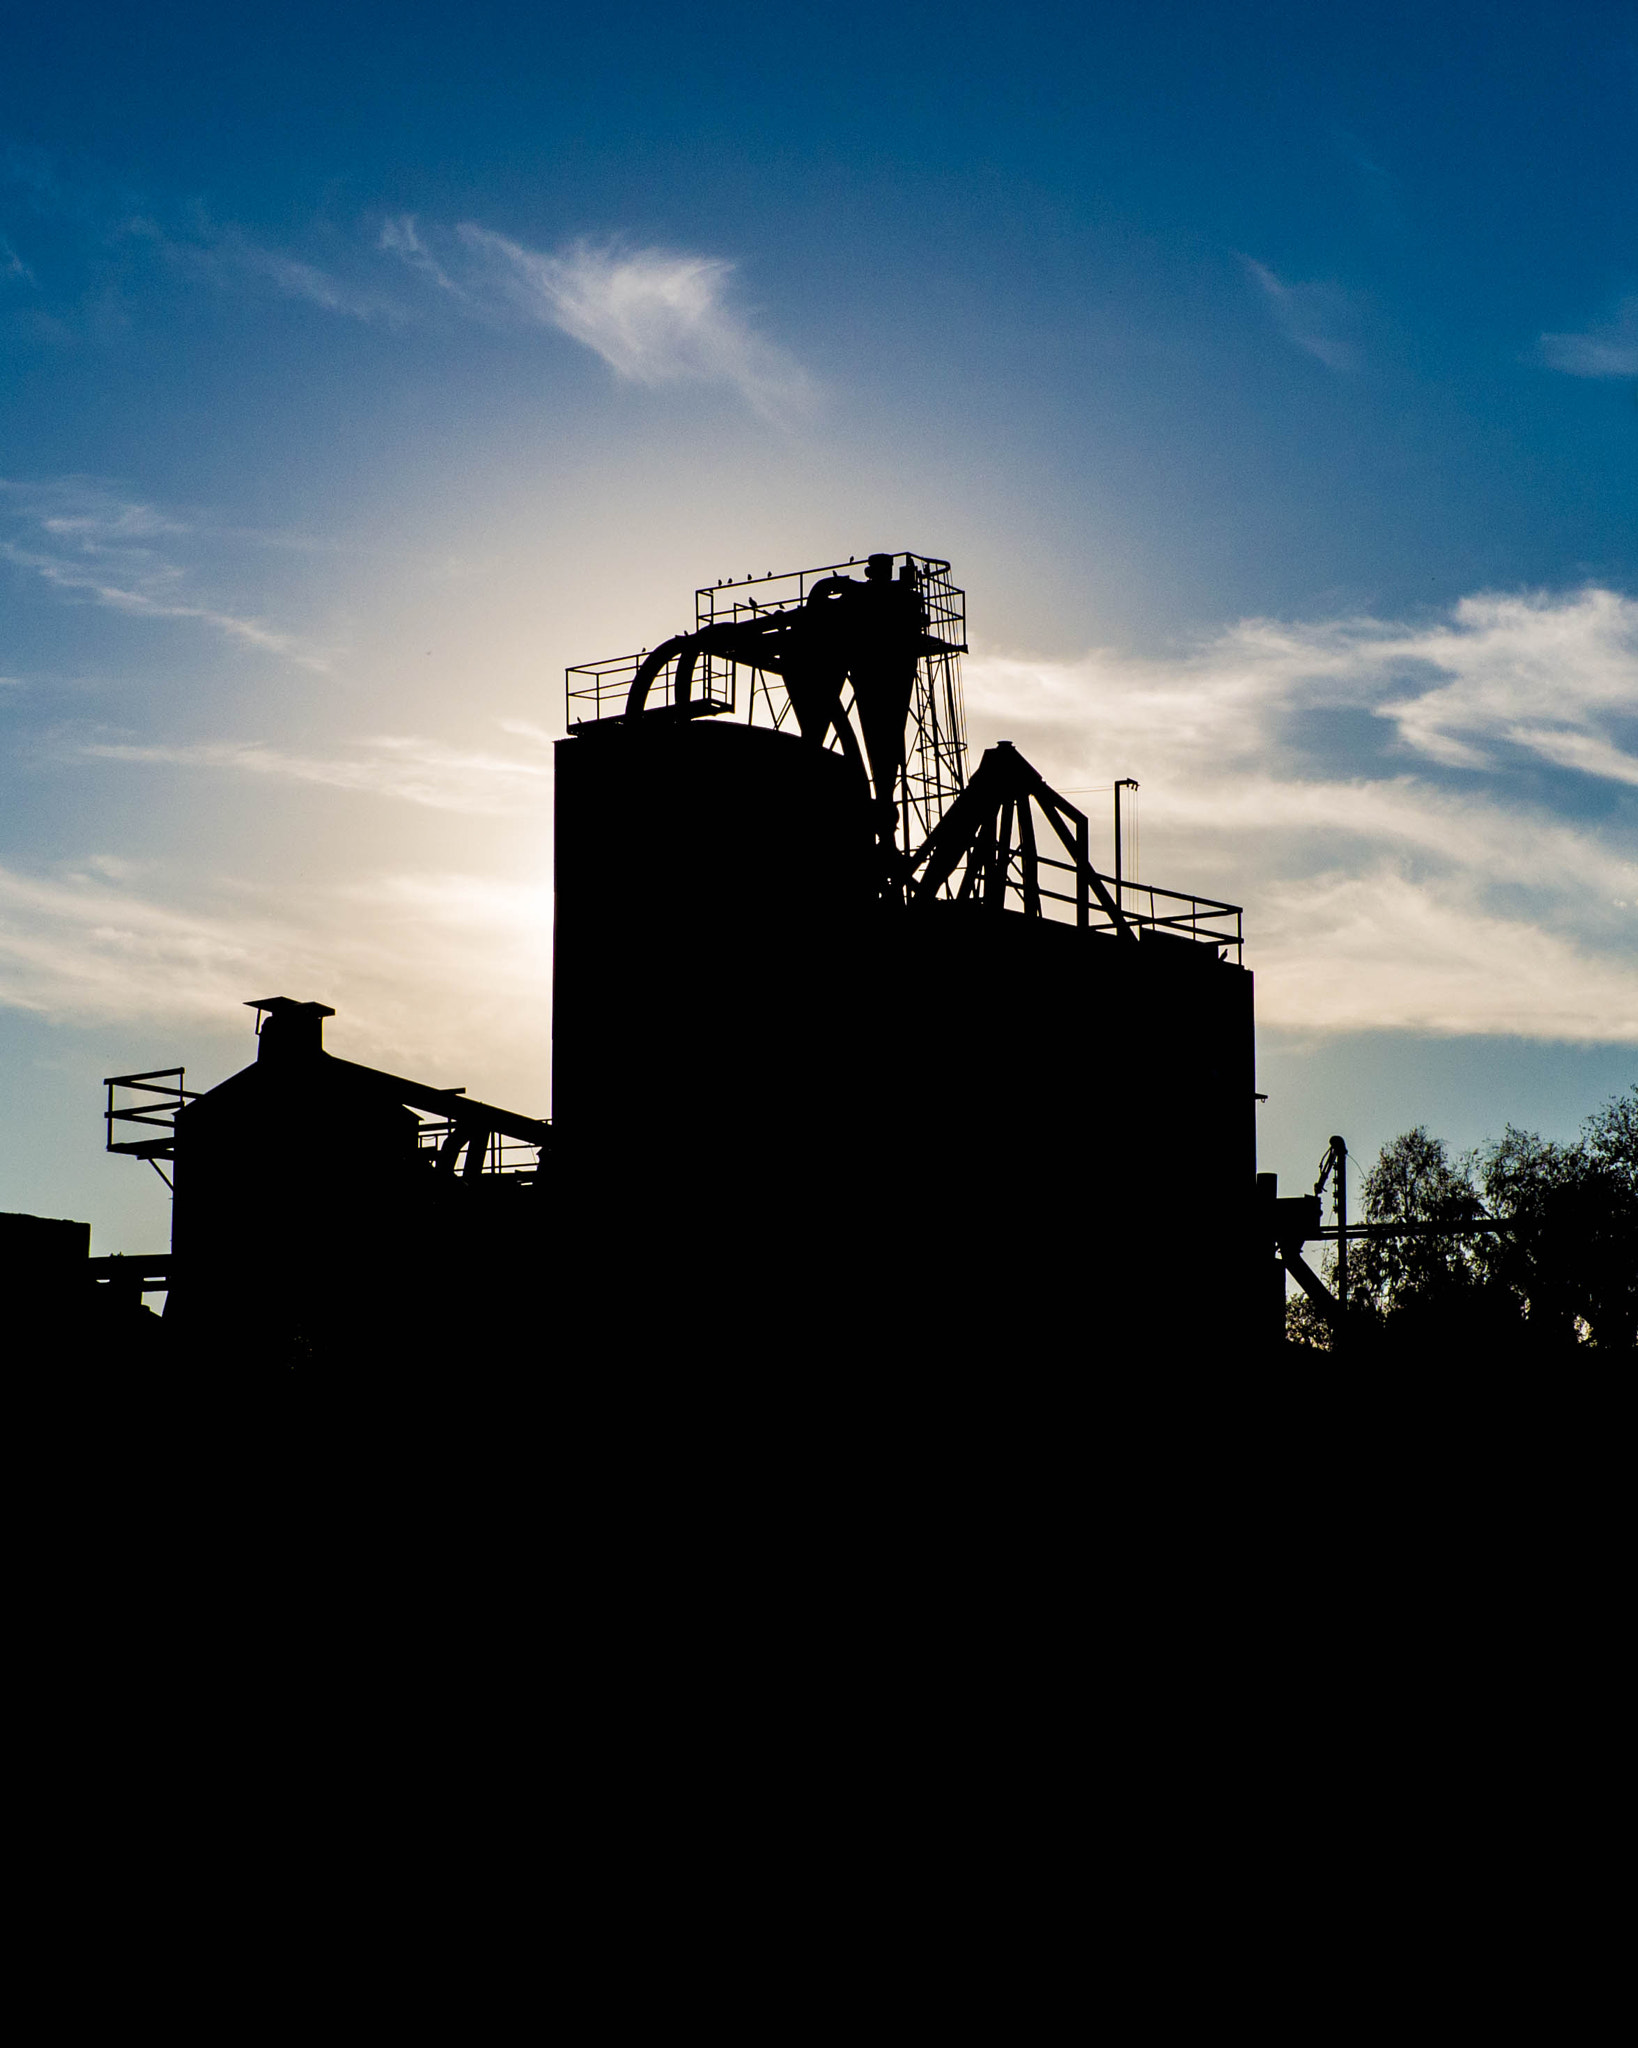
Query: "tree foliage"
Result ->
[[1285, 1084, 1637, 1355]]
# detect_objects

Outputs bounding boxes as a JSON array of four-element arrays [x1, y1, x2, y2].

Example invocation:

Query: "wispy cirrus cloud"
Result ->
[[377, 213, 458, 295], [0, 858, 553, 1097], [8, 181, 810, 421], [1539, 294, 1638, 379], [1374, 587, 1638, 780], [11, 568, 1636, 1052], [84, 729, 553, 814], [218, 234, 402, 322], [1243, 256, 1362, 370], [380, 216, 813, 421], [0, 861, 280, 1029], [965, 585, 1638, 1043], [130, 215, 408, 324], [0, 233, 34, 285], [0, 477, 331, 670]]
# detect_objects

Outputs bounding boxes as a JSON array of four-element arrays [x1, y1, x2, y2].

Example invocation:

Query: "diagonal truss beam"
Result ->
[[903, 742, 1134, 937]]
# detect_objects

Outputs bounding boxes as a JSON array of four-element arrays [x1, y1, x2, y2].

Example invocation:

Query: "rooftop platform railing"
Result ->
[[566, 648, 735, 728], [1025, 851, 1245, 960], [104, 1068, 198, 1185]]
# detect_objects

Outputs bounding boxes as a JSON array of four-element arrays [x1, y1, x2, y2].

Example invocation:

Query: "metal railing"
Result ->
[[104, 1069, 196, 1158], [567, 648, 734, 726], [564, 552, 972, 849], [693, 552, 965, 648], [966, 847, 1244, 958], [1038, 856, 1244, 958], [909, 755, 1245, 958], [695, 556, 969, 848], [413, 1119, 542, 1178]]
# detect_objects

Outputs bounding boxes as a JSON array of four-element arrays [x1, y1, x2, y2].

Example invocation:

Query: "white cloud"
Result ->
[[964, 585, 1638, 1043], [1243, 257, 1360, 370], [134, 217, 406, 324], [379, 219, 813, 421], [227, 239, 400, 322], [2, 539, 318, 661], [1255, 868, 1638, 1039], [1, 476, 190, 542], [1374, 589, 1638, 782], [377, 214, 458, 294], [971, 586, 1638, 791], [0, 863, 281, 1029], [0, 859, 553, 1099], [0, 477, 330, 670], [8, 582, 1635, 1059], [89, 207, 813, 421], [1539, 296, 1638, 379], [84, 730, 552, 814]]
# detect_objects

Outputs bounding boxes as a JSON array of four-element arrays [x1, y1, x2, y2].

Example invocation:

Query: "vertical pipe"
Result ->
[[1333, 1136, 1348, 1317], [1113, 781, 1122, 907], [1113, 779, 1139, 915]]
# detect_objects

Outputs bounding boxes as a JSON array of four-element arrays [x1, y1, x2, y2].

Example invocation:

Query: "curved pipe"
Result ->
[[621, 609, 873, 809], [625, 633, 697, 719]]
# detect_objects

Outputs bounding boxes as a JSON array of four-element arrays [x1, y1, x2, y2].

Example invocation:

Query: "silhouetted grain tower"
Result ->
[[556, 552, 1257, 1353], [84, 547, 1259, 1361]]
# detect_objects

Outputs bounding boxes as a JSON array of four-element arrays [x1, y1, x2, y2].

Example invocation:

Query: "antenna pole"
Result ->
[[1113, 779, 1139, 910], [1331, 1135, 1348, 1318]]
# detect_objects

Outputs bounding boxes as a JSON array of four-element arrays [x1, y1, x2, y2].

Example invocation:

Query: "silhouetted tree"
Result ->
[[1476, 1089, 1638, 1351], [1349, 1126, 1519, 1352], [1285, 1125, 1492, 1351], [1284, 1086, 1637, 1355]]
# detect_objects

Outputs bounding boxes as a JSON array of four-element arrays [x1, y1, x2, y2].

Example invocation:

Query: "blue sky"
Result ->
[[2, 0, 1634, 1252]]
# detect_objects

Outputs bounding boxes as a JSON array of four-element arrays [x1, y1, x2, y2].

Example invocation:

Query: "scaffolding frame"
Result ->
[[563, 555, 1241, 953], [567, 553, 971, 860]]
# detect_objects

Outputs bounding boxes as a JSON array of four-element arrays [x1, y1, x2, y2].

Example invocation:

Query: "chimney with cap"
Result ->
[[247, 997, 336, 1063]]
